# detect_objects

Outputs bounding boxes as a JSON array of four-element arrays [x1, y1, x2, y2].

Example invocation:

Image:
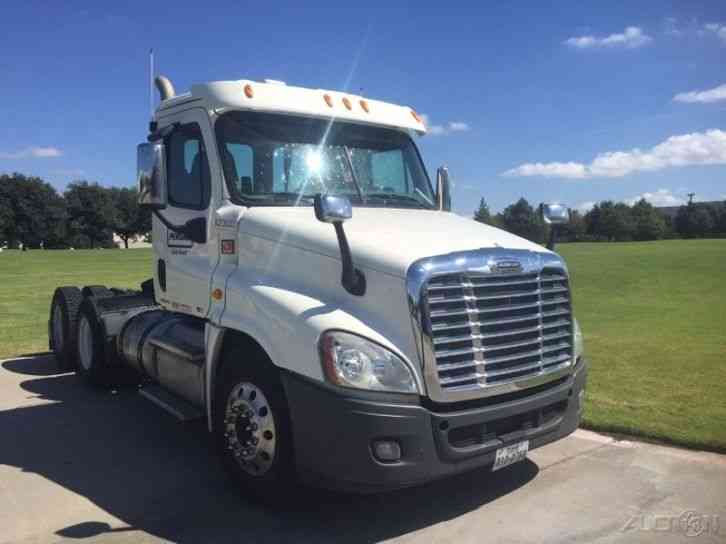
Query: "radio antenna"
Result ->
[[149, 48, 155, 120]]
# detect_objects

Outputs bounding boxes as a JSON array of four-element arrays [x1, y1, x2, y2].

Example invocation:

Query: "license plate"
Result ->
[[492, 440, 529, 471]]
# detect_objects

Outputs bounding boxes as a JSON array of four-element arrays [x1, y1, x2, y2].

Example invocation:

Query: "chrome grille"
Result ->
[[424, 268, 573, 392]]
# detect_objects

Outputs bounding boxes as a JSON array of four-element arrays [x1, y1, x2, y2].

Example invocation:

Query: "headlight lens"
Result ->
[[319, 331, 418, 394], [574, 318, 584, 359]]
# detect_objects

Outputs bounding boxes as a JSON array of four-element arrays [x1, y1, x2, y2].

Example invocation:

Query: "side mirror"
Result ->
[[436, 166, 451, 212], [540, 203, 570, 251], [541, 203, 570, 225], [314, 194, 352, 223], [137, 142, 167, 209], [314, 194, 364, 296]]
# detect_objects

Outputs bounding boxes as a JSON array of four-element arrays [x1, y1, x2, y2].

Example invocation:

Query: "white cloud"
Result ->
[[0, 146, 62, 159], [577, 189, 685, 213], [421, 114, 471, 136], [575, 201, 596, 213], [564, 26, 653, 49], [448, 121, 470, 132], [625, 188, 685, 207], [673, 83, 726, 104], [703, 22, 726, 42], [502, 129, 726, 179], [506, 162, 588, 179]]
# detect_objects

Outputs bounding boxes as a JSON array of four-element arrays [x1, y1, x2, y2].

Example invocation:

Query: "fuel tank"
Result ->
[[118, 310, 206, 406]]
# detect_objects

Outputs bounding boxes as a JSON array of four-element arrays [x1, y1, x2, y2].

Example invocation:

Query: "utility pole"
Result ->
[[687, 192, 695, 204]]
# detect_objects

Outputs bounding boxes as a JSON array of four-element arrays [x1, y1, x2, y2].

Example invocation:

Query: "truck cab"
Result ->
[[49, 76, 587, 498]]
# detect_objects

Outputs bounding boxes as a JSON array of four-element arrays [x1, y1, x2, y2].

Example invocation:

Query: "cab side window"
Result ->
[[167, 123, 211, 209], [221, 143, 254, 194]]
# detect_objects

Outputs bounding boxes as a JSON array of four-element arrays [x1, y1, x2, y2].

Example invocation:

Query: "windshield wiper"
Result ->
[[364, 193, 429, 208], [342, 147, 365, 202]]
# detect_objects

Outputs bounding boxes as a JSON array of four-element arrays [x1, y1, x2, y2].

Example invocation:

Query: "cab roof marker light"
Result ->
[[323, 94, 334, 108], [342, 97, 352, 111], [410, 109, 422, 124], [244, 84, 254, 99], [360, 99, 370, 113]]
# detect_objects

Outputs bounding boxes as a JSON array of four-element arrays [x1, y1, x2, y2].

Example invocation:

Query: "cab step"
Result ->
[[139, 384, 203, 422]]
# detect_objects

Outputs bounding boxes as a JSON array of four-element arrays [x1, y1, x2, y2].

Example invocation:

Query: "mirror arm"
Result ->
[[547, 225, 557, 251], [333, 222, 366, 296], [147, 122, 179, 143]]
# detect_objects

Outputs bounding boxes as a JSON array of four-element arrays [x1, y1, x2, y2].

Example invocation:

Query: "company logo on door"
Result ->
[[167, 230, 193, 249]]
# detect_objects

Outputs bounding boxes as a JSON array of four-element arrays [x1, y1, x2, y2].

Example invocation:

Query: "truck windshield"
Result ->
[[215, 111, 435, 209]]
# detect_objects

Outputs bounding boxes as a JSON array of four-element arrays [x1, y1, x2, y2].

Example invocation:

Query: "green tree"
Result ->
[[559, 209, 586, 242], [586, 201, 633, 241], [631, 198, 666, 241], [64, 181, 116, 248], [473, 198, 497, 226], [0, 173, 66, 248], [675, 203, 715, 238], [0, 200, 13, 246], [715, 201, 726, 234], [500, 197, 546, 243], [110, 186, 152, 248]]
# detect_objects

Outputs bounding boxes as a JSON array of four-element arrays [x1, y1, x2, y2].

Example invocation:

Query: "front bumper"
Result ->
[[282, 358, 587, 493]]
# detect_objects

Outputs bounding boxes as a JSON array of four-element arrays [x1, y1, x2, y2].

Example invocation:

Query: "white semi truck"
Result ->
[[48, 75, 586, 498]]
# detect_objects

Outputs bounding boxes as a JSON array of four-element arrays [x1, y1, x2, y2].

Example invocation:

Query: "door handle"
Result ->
[[157, 259, 166, 292]]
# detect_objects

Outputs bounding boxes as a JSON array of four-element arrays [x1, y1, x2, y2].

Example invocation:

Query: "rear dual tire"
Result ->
[[75, 297, 137, 388], [49, 287, 83, 371], [80, 285, 113, 299]]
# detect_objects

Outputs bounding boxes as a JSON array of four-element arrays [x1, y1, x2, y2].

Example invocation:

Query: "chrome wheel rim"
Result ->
[[52, 304, 64, 353], [224, 382, 277, 476], [78, 317, 94, 371]]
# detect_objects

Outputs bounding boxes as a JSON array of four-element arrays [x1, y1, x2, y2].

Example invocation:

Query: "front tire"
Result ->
[[213, 348, 296, 504], [49, 286, 83, 371]]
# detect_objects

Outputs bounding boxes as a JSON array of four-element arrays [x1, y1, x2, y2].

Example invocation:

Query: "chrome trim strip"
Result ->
[[406, 247, 573, 403]]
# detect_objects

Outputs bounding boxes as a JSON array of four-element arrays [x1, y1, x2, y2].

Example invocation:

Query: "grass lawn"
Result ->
[[559, 239, 726, 453], [0, 249, 153, 359], [1, 240, 725, 452]]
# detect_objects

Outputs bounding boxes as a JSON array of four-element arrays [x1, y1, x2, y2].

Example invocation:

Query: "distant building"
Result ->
[[656, 201, 722, 220], [113, 233, 151, 249]]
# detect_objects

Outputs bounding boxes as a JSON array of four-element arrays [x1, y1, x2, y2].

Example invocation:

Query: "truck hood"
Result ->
[[241, 207, 550, 278]]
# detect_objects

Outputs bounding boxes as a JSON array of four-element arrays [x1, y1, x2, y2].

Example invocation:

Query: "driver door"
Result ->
[[152, 109, 213, 316]]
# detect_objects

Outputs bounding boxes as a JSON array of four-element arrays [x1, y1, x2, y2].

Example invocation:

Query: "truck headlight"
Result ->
[[319, 331, 418, 394], [574, 318, 584, 360]]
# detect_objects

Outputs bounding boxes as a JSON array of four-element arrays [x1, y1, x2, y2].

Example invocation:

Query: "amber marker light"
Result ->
[[323, 94, 334, 107], [244, 84, 254, 98], [342, 97, 352, 110], [360, 99, 370, 113]]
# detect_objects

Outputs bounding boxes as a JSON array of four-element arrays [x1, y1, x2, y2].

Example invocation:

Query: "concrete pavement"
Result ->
[[1, 354, 724, 543]]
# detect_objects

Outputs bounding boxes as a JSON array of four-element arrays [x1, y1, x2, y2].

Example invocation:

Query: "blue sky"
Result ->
[[2, 1, 725, 215]]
